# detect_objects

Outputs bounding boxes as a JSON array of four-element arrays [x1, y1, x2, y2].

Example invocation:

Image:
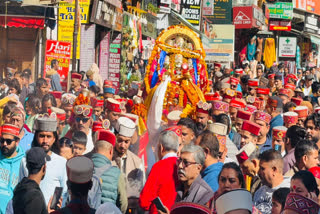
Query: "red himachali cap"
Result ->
[[91, 97, 104, 107], [71, 73, 82, 80], [212, 101, 229, 113], [214, 63, 221, 68], [284, 83, 296, 91], [237, 110, 251, 121], [268, 73, 275, 79], [164, 125, 182, 137], [294, 106, 308, 118], [1, 124, 20, 138], [106, 98, 121, 113], [230, 99, 245, 109], [204, 93, 221, 102], [291, 97, 302, 106], [196, 101, 212, 115], [236, 91, 243, 99], [241, 120, 261, 136], [230, 77, 239, 85], [284, 193, 320, 214], [253, 98, 263, 110], [253, 111, 271, 124], [248, 79, 259, 87], [287, 74, 298, 81], [236, 142, 257, 164], [96, 130, 116, 147], [50, 91, 62, 99], [245, 105, 257, 113], [283, 112, 298, 126], [279, 88, 291, 97], [92, 121, 103, 132], [272, 126, 287, 140], [256, 87, 270, 95], [235, 68, 243, 75]]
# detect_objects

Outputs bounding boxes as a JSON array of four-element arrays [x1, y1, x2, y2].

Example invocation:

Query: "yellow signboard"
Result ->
[[58, 0, 90, 59]]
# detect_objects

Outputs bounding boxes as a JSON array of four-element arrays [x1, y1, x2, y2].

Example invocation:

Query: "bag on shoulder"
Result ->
[[87, 164, 112, 209]]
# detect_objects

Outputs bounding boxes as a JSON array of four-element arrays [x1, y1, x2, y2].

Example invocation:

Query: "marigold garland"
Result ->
[[143, 25, 210, 118]]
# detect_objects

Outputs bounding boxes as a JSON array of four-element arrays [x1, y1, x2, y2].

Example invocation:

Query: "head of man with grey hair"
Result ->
[[177, 144, 205, 183], [157, 130, 179, 160], [176, 144, 214, 205]]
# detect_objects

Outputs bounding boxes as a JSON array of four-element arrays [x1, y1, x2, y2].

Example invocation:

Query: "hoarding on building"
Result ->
[[108, 34, 122, 94], [58, 0, 90, 59], [295, 0, 320, 16], [279, 37, 297, 58], [180, 0, 201, 27], [204, 0, 232, 24], [202, 24, 234, 62], [99, 32, 110, 81], [202, 0, 214, 16], [267, 2, 293, 19], [43, 40, 71, 90]]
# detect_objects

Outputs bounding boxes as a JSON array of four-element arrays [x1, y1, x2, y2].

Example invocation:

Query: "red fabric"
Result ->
[[0, 16, 44, 29], [140, 157, 179, 214], [138, 131, 149, 170]]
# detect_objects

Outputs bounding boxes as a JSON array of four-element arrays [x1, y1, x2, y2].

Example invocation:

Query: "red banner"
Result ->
[[44, 40, 72, 90], [269, 20, 292, 31]]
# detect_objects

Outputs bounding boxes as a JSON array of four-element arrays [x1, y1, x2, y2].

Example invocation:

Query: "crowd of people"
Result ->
[[1, 61, 320, 214]]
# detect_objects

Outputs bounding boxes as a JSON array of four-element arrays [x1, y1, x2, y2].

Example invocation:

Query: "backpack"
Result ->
[[87, 164, 112, 209]]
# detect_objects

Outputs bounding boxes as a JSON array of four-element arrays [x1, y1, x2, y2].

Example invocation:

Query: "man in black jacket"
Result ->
[[12, 147, 48, 214]]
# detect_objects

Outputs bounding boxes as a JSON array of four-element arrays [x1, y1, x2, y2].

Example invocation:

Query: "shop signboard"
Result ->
[[58, 0, 90, 59], [267, 2, 293, 19], [304, 14, 320, 34], [80, 24, 96, 72], [180, 0, 201, 26], [90, 0, 123, 31], [279, 37, 297, 58], [295, 0, 320, 16], [233, 6, 264, 29], [99, 32, 110, 81], [204, 0, 232, 24], [108, 34, 121, 94], [202, 0, 214, 16], [269, 20, 291, 31], [203, 24, 234, 62], [43, 40, 71, 90]]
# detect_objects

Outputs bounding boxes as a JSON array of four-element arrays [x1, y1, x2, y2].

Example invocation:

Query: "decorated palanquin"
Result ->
[[144, 25, 210, 119]]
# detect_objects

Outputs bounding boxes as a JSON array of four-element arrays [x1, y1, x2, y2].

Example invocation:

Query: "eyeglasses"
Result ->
[[177, 158, 198, 168], [75, 117, 90, 123], [0, 138, 15, 145]]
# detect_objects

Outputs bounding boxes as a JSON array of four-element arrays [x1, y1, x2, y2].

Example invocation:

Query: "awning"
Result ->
[[0, 16, 45, 28]]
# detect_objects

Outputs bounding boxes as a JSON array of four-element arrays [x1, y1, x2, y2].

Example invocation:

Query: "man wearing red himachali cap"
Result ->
[[91, 97, 104, 121], [69, 73, 82, 96], [0, 124, 25, 213], [253, 111, 272, 153], [195, 101, 211, 130], [240, 120, 261, 148], [91, 130, 127, 212], [104, 98, 122, 132]]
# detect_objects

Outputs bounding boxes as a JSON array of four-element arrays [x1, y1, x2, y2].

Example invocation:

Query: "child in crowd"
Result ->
[[271, 187, 290, 214], [59, 137, 74, 160], [72, 131, 87, 156]]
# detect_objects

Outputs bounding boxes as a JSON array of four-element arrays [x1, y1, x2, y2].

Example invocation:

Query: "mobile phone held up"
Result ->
[[153, 197, 167, 213], [50, 187, 63, 210]]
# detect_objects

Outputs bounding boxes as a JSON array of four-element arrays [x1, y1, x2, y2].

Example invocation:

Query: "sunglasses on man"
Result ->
[[0, 138, 16, 145], [75, 117, 90, 123]]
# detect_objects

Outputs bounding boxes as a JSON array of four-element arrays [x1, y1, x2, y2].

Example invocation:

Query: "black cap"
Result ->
[[26, 147, 50, 174]]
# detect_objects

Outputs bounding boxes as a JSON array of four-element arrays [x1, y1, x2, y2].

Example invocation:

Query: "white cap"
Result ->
[[167, 110, 182, 125], [216, 189, 253, 214], [115, 117, 136, 137], [208, 123, 228, 136], [66, 156, 94, 184]]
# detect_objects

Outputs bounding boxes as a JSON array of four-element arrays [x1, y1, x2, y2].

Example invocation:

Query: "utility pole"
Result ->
[[69, 0, 79, 91]]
